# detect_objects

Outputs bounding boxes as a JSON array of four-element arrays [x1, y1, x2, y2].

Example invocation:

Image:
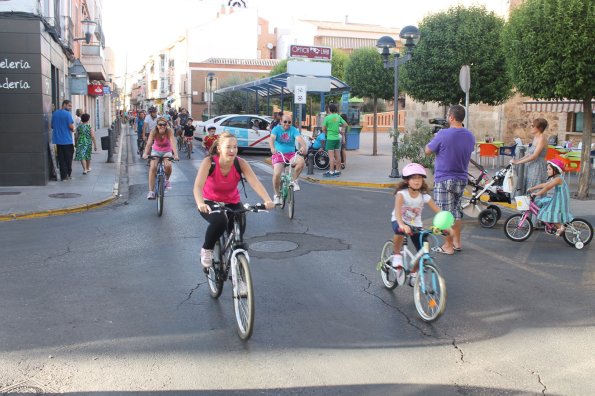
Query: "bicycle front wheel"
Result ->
[[233, 253, 254, 340], [413, 259, 447, 322], [206, 239, 224, 298], [380, 240, 398, 290], [287, 184, 295, 219], [280, 179, 287, 209], [504, 214, 532, 242], [157, 174, 164, 217]]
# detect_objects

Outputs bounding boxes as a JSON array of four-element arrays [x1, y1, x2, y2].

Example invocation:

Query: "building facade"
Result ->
[[0, 0, 111, 186]]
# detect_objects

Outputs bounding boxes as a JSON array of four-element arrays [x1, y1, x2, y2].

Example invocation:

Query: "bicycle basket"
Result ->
[[515, 196, 531, 211]]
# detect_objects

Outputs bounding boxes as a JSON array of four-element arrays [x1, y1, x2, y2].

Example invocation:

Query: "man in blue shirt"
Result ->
[[51, 100, 75, 180], [269, 114, 307, 205]]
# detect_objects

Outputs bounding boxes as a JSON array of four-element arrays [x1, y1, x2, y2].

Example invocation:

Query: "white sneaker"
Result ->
[[292, 180, 300, 191], [273, 195, 282, 205], [391, 255, 406, 286], [147, 191, 156, 200], [200, 248, 213, 268]]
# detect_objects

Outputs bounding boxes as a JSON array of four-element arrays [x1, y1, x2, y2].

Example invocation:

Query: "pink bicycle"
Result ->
[[503, 195, 592, 249]]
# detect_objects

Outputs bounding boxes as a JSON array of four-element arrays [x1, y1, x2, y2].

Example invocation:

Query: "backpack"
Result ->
[[209, 156, 247, 198]]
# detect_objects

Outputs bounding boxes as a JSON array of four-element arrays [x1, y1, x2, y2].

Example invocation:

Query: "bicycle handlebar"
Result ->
[[210, 203, 268, 214], [147, 156, 177, 162]]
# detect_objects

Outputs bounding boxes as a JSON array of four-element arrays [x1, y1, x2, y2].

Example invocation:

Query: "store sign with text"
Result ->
[[289, 45, 332, 61]]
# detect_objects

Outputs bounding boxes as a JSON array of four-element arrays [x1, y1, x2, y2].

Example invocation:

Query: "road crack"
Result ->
[[527, 368, 547, 394], [349, 265, 434, 337], [178, 282, 206, 307]]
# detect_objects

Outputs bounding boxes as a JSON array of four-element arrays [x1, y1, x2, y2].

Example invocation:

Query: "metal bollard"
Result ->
[[307, 152, 314, 175], [106, 128, 114, 163]]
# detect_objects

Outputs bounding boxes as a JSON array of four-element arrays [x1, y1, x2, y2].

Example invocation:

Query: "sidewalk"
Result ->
[[1, 128, 593, 220], [0, 126, 124, 221]]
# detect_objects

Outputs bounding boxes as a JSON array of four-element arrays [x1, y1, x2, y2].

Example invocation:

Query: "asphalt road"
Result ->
[[0, 134, 594, 395]]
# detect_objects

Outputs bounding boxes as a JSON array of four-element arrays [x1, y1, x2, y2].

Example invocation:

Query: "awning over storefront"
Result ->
[[215, 72, 350, 97], [523, 100, 594, 113]]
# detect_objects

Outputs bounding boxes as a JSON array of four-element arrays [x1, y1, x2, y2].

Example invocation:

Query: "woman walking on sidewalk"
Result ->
[[74, 113, 97, 175]]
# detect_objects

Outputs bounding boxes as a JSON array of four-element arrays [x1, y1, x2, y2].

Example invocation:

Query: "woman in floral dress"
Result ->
[[511, 118, 549, 193], [74, 113, 97, 174]]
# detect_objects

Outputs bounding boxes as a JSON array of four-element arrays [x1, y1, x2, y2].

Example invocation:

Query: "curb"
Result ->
[[0, 124, 125, 222], [304, 177, 395, 189]]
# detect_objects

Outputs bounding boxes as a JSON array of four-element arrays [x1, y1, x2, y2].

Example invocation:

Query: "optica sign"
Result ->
[[289, 45, 332, 61]]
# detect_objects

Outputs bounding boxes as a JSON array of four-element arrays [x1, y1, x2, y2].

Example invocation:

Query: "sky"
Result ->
[[103, 0, 506, 77]]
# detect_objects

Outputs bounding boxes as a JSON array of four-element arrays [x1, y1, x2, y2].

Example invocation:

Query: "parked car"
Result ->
[[193, 115, 234, 141], [197, 114, 273, 152]]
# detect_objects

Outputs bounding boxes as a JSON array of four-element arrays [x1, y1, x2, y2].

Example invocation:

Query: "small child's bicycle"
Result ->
[[503, 195, 593, 249], [377, 227, 447, 322]]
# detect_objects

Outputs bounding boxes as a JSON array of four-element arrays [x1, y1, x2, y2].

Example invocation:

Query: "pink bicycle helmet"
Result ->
[[402, 163, 427, 178], [548, 158, 564, 174]]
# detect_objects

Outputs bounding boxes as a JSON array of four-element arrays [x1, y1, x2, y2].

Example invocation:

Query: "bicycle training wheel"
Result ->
[[478, 208, 498, 228], [287, 184, 295, 219], [206, 239, 224, 298], [380, 240, 398, 290], [504, 214, 532, 242], [233, 253, 254, 340], [562, 218, 593, 249], [157, 174, 164, 217], [413, 259, 447, 322]]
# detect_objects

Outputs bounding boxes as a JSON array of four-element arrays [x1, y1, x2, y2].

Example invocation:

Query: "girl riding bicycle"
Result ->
[[391, 163, 444, 285], [526, 158, 573, 236], [193, 132, 275, 271]]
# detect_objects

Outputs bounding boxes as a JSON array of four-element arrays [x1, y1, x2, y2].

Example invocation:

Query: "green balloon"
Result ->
[[433, 211, 454, 230]]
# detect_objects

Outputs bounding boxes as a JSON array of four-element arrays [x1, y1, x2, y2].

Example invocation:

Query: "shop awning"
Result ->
[[523, 100, 593, 113]]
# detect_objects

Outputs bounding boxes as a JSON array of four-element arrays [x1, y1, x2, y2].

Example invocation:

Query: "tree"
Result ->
[[214, 75, 260, 115], [331, 49, 349, 82], [400, 6, 512, 107], [502, 0, 595, 199], [344, 47, 393, 155], [269, 59, 288, 76]]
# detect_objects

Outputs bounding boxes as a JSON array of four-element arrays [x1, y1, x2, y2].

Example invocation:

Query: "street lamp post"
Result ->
[[207, 72, 215, 119], [377, 25, 420, 178]]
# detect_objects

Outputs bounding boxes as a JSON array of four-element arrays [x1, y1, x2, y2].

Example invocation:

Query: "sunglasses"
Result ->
[[157, 123, 167, 127], [282, 120, 292, 124]]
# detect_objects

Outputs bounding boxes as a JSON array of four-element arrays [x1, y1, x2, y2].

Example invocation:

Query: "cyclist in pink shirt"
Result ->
[[193, 132, 275, 271], [143, 116, 179, 199]]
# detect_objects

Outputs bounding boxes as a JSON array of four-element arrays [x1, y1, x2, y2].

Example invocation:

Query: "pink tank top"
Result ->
[[152, 133, 173, 152], [203, 156, 241, 204]]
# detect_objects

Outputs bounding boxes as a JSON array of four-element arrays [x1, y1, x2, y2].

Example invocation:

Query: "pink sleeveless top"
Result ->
[[203, 156, 241, 204], [152, 133, 173, 152]]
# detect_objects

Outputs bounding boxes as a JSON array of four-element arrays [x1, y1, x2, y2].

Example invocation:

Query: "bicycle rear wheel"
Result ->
[[287, 184, 295, 219], [206, 239, 224, 298], [562, 218, 593, 249], [233, 253, 254, 340], [504, 214, 532, 241], [413, 259, 446, 322], [380, 240, 398, 290], [157, 174, 164, 217]]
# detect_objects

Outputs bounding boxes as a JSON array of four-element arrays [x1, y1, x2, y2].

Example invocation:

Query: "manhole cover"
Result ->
[[0, 192, 21, 196], [0, 379, 52, 394], [250, 240, 299, 253], [48, 193, 82, 199]]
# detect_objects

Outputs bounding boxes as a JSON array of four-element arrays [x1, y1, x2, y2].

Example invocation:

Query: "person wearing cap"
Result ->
[[203, 124, 218, 154], [182, 117, 196, 158], [526, 158, 573, 236], [425, 104, 475, 254], [143, 107, 159, 143], [390, 163, 443, 286]]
